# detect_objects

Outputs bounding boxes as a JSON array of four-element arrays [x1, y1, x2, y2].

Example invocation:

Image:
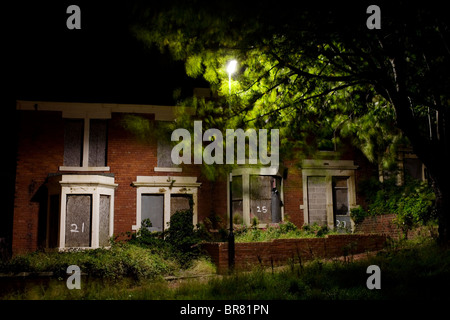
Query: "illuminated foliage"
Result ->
[[131, 1, 450, 242]]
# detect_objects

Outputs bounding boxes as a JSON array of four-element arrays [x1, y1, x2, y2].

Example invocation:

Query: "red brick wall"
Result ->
[[282, 160, 303, 227], [107, 113, 155, 236], [354, 214, 402, 239], [202, 234, 387, 274], [12, 110, 380, 255], [105, 113, 215, 236], [13, 111, 64, 254], [12, 111, 216, 253]]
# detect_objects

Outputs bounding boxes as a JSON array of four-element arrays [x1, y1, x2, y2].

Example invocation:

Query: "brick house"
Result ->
[[12, 99, 383, 255]]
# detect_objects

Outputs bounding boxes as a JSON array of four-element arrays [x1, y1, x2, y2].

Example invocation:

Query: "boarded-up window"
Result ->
[[63, 118, 108, 167], [307, 176, 327, 226], [170, 194, 192, 216], [157, 140, 175, 167], [65, 195, 92, 247], [63, 119, 84, 166], [250, 176, 278, 224], [141, 194, 164, 232], [231, 175, 243, 224], [89, 119, 108, 167], [99, 195, 110, 247], [332, 177, 349, 215]]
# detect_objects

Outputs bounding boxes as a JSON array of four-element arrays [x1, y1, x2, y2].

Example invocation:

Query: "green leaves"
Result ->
[[186, 55, 203, 77], [131, 1, 449, 181], [356, 177, 436, 234]]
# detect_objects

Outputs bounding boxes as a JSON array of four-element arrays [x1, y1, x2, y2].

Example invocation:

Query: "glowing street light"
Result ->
[[227, 59, 238, 94], [227, 59, 238, 75]]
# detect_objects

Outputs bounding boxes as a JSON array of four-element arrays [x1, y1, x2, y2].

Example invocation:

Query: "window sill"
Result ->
[[59, 166, 110, 172], [154, 167, 182, 173]]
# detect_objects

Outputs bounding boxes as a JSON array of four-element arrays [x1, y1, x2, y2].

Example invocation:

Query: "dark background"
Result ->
[[6, 1, 197, 104]]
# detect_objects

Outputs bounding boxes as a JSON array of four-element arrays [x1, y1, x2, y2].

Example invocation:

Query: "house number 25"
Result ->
[[70, 223, 85, 233], [256, 206, 268, 213]]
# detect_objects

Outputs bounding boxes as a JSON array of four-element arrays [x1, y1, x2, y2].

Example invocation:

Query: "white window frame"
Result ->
[[300, 160, 358, 230], [131, 176, 201, 231], [59, 112, 110, 172], [47, 174, 117, 250], [227, 167, 285, 228]]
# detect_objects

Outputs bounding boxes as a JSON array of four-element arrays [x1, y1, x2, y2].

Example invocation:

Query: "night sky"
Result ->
[[6, 1, 197, 106]]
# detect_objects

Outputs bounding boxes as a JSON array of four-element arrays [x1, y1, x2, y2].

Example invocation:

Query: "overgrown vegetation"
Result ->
[[351, 176, 436, 235], [128, 208, 211, 268], [0, 208, 213, 280], [0, 243, 178, 280], [2, 237, 449, 300], [233, 221, 340, 243]]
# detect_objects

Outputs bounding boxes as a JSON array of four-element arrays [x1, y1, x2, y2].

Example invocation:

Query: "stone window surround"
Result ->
[[300, 160, 358, 230], [47, 174, 118, 250], [131, 176, 201, 232], [227, 167, 285, 228]]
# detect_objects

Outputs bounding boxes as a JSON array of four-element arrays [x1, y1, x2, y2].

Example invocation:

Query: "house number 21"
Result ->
[[70, 223, 85, 233]]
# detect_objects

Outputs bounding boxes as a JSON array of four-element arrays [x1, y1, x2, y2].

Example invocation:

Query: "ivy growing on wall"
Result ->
[[351, 176, 436, 234]]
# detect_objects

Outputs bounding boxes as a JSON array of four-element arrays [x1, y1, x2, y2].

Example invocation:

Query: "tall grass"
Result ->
[[3, 237, 449, 300]]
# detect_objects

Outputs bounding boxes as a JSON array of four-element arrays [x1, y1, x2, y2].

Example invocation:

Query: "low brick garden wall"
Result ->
[[353, 214, 402, 239], [202, 234, 387, 274]]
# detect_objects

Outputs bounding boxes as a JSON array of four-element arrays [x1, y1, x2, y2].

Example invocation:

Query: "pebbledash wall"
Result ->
[[12, 100, 377, 255], [202, 234, 387, 274]]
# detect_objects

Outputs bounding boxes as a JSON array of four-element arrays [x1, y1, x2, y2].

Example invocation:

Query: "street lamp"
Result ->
[[226, 59, 237, 272], [227, 59, 238, 95], [228, 172, 235, 272]]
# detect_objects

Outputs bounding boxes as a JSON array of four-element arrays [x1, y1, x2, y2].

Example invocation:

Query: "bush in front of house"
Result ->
[[129, 208, 210, 268], [0, 209, 207, 279], [0, 243, 178, 280], [351, 176, 436, 235]]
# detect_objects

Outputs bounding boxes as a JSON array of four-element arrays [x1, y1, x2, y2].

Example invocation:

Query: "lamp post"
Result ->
[[228, 172, 235, 271], [226, 59, 237, 272]]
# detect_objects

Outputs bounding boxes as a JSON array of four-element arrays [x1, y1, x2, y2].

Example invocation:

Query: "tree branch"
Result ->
[[241, 81, 362, 123], [269, 50, 357, 83]]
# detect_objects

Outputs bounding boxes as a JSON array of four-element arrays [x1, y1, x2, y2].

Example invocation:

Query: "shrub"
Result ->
[[165, 209, 203, 266], [0, 243, 177, 280], [279, 221, 299, 234], [128, 219, 167, 250], [356, 176, 436, 234], [350, 206, 368, 224]]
